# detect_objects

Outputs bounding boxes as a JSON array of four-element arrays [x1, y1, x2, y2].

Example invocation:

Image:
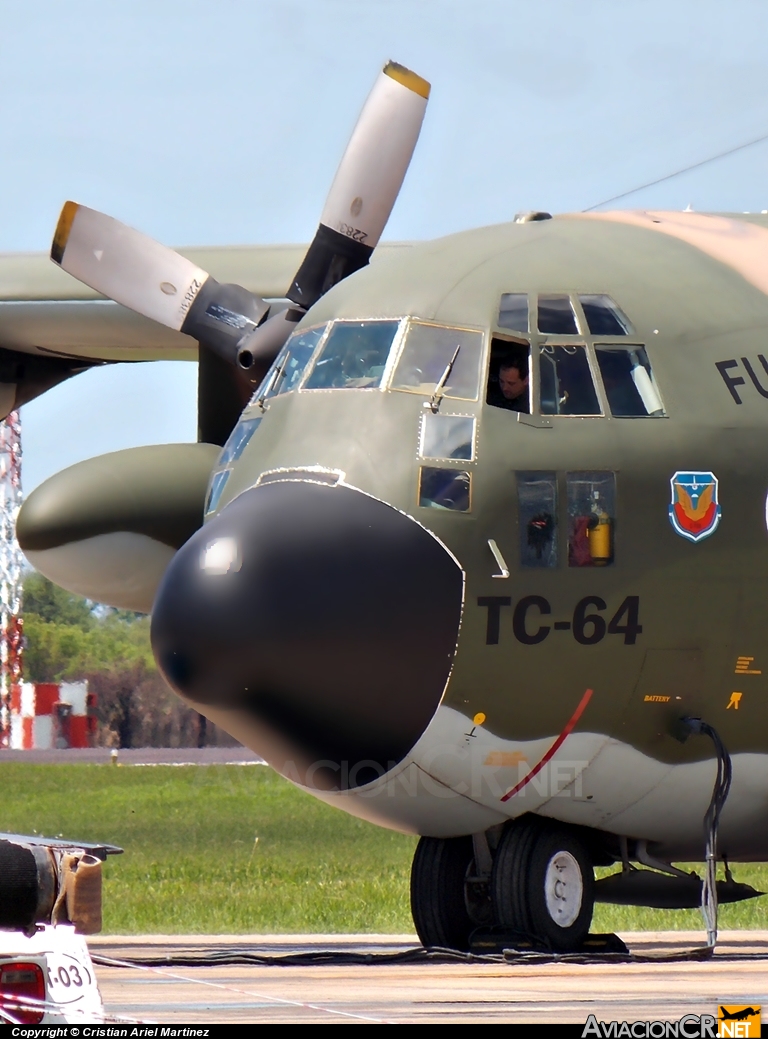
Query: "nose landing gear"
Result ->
[[410, 816, 595, 953]]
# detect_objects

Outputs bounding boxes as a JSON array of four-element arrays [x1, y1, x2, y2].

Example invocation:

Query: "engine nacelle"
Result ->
[[17, 443, 219, 613]]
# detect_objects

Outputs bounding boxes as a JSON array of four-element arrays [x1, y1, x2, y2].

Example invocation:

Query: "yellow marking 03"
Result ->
[[726, 692, 743, 710], [473, 712, 486, 726]]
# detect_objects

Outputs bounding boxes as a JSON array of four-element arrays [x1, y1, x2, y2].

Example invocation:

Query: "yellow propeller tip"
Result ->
[[51, 200, 79, 265], [384, 61, 430, 100]]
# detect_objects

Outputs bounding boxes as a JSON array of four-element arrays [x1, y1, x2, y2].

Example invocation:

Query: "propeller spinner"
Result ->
[[50, 61, 430, 372]]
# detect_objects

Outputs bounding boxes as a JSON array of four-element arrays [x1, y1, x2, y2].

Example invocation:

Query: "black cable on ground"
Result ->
[[90, 942, 768, 970]]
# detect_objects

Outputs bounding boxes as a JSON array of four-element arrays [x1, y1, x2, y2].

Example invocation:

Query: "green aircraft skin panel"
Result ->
[[209, 214, 768, 773], [17, 443, 220, 551]]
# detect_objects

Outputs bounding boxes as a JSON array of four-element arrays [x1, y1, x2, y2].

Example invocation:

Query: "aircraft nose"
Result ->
[[150, 478, 464, 789]]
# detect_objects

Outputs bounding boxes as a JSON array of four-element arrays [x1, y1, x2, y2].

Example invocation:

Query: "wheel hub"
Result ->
[[544, 850, 583, 927]]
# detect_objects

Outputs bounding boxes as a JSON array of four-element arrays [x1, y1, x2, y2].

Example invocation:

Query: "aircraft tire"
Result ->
[[492, 816, 594, 952], [410, 835, 480, 951]]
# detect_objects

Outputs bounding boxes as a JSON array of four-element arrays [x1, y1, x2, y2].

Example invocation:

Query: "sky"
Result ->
[[4, 0, 768, 492]]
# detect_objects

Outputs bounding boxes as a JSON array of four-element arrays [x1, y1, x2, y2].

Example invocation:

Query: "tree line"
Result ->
[[22, 572, 237, 749]]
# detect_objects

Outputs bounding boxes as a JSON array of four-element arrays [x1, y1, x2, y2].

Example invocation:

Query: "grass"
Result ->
[[0, 763, 416, 934], [1, 762, 768, 934]]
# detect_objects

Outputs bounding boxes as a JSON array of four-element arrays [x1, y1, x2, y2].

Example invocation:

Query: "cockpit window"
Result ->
[[537, 295, 578, 335], [206, 416, 264, 515], [206, 469, 231, 515], [487, 338, 530, 413], [420, 414, 475, 460], [498, 293, 529, 333], [595, 346, 665, 416], [391, 321, 484, 401], [540, 345, 601, 415], [251, 324, 328, 404], [218, 416, 262, 467], [579, 295, 633, 336], [418, 467, 471, 511], [303, 320, 399, 390]]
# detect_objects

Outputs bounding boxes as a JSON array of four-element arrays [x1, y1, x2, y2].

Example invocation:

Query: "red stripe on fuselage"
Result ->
[[500, 688, 594, 802]]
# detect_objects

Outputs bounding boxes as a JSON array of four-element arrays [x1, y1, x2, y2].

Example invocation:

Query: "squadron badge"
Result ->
[[669, 471, 721, 542]]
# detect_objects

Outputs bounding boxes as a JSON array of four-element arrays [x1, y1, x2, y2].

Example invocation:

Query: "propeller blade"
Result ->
[[287, 60, 430, 311], [51, 202, 270, 362], [49, 61, 429, 375]]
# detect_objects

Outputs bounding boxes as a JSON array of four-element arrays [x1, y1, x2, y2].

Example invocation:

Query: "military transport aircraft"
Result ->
[[5, 60, 768, 953]]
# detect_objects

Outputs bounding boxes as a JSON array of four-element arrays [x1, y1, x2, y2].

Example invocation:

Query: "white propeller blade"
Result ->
[[322, 61, 430, 251], [51, 202, 211, 331], [51, 202, 270, 360], [287, 61, 430, 309]]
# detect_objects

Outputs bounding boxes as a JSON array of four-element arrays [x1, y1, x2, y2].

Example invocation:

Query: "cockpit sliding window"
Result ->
[[487, 337, 530, 413]]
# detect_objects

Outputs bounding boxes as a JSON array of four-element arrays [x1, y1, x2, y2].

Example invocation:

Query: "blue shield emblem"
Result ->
[[668, 471, 721, 542]]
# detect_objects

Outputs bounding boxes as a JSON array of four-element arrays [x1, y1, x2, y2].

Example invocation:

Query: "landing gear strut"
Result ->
[[410, 817, 595, 953]]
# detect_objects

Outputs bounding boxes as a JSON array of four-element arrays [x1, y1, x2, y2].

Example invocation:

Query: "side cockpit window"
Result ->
[[540, 346, 600, 416], [488, 292, 665, 419], [595, 346, 665, 416]]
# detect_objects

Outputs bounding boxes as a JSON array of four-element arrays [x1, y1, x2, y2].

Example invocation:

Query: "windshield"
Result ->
[[218, 416, 262, 467], [251, 324, 328, 404], [391, 321, 484, 400], [303, 320, 400, 390]]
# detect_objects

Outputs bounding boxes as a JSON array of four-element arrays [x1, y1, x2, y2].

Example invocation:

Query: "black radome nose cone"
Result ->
[[151, 480, 463, 790]]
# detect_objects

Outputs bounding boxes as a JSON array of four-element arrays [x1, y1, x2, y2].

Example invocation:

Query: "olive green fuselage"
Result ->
[[209, 214, 768, 855]]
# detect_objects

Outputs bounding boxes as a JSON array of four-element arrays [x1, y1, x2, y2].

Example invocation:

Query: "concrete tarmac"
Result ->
[[89, 932, 768, 1025]]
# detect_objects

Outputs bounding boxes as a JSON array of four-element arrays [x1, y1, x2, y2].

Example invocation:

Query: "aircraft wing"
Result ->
[[0, 242, 411, 364], [0, 244, 309, 363]]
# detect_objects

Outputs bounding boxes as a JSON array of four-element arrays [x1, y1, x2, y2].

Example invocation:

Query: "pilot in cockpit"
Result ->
[[486, 342, 530, 413]]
